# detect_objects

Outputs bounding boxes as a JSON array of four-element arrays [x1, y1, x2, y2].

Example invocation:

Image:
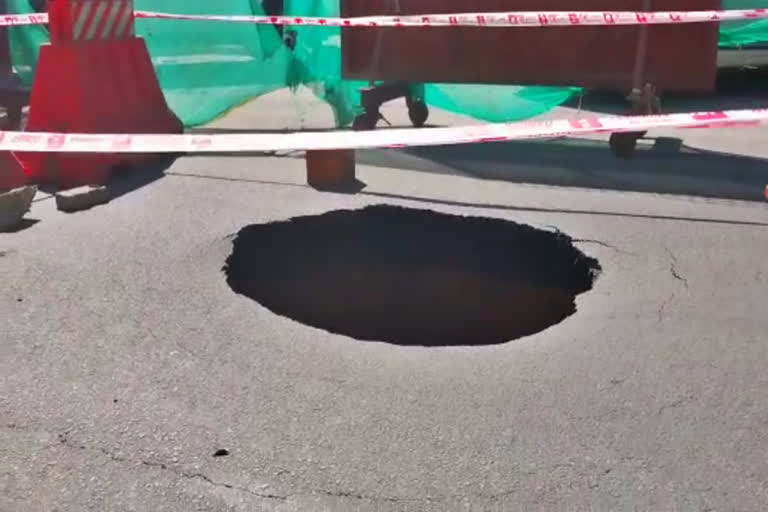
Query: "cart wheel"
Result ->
[[609, 132, 639, 159], [352, 110, 378, 131], [408, 100, 429, 128]]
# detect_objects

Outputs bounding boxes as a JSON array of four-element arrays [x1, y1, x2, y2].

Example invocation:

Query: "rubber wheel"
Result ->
[[609, 132, 639, 159], [408, 100, 429, 128], [352, 111, 378, 131]]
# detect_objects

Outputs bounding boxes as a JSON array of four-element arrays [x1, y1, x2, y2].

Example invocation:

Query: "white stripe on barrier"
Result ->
[[3, 109, 767, 154], [98, 1, 122, 39], [85, 1, 109, 40], [72, 0, 91, 39], [3, 8, 768, 28], [116, 0, 135, 37]]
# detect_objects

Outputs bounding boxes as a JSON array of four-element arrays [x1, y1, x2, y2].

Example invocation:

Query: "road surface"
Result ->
[[2, 87, 768, 511]]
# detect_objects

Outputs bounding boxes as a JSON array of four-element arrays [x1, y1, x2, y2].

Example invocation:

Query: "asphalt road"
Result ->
[[3, 88, 768, 511]]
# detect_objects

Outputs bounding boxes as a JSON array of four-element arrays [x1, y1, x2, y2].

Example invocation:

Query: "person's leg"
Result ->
[[29, 0, 46, 13], [261, 0, 285, 38]]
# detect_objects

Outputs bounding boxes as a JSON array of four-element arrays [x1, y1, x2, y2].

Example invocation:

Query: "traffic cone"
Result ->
[[16, 0, 182, 188]]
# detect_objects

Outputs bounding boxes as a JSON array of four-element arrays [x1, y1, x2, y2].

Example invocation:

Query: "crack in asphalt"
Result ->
[[670, 265, 689, 287], [1, 423, 55, 438], [541, 225, 633, 255], [658, 293, 674, 324], [658, 247, 690, 323], [26, 427, 522, 507], [53, 433, 287, 501], [164, 461, 288, 501], [664, 247, 690, 288], [315, 487, 518, 504], [572, 238, 635, 255], [657, 394, 696, 416], [317, 489, 409, 503]]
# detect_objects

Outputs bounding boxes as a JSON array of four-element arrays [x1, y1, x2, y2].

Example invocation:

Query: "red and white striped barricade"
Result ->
[[17, 0, 182, 188]]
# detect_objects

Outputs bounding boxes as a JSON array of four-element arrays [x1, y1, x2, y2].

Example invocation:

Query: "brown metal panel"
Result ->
[[340, 0, 721, 92]]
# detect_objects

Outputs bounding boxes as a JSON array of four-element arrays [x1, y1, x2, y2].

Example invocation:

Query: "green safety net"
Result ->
[[719, 0, 768, 47], [6, 0, 768, 128]]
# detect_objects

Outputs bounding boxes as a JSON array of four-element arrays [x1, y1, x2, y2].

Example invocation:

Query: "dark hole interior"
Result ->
[[223, 205, 601, 347]]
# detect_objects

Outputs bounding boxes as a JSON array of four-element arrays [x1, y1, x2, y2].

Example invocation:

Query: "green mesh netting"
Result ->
[[719, 0, 768, 48], [6, 0, 768, 128]]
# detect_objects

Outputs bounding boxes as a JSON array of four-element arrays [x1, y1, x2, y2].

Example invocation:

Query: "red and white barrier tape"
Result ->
[[0, 13, 48, 26], [2, 109, 766, 154], [3, 8, 768, 28], [134, 8, 768, 28]]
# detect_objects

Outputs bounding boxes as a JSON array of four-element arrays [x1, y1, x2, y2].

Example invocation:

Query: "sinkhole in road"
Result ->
[[223, 205, 601, 347]]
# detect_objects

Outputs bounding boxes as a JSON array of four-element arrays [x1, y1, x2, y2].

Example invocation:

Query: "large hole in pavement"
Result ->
[[223, 205, 601, 347]]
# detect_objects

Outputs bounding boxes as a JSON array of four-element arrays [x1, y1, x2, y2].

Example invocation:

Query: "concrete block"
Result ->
[[55, 185, 110, 213], [0, 185, 36, 232]]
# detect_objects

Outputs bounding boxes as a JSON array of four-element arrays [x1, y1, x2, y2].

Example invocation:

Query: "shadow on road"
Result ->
[[106, 155, 179, 201], [359, 190, 768, 227], [357, 135, 768, 202], [1, 218, 39, 233]]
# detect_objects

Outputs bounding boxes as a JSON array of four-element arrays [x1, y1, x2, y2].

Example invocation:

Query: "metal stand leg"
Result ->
[[352, 0, 429, 131], [609, 84, 661, 158], [609, 0, 660, 159]]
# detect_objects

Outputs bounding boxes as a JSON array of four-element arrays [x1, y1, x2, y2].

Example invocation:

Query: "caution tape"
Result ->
[[0, 13, 48, 26], [133, 8, 768, 28], [3, 109, 767, 154], [3, 8, 768, 28]]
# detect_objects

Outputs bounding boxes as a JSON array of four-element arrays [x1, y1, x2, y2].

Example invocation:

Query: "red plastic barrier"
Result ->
[[0, 150, 26, 191], [16, 0, 182, 188]]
